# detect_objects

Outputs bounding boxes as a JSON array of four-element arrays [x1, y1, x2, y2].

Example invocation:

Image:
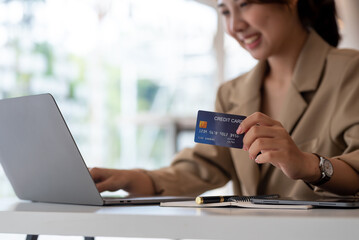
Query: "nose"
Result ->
[[228, 12, 247, 34]]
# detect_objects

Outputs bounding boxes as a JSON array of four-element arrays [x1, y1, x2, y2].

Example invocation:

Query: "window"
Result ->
[[0, 0, 256, 197]]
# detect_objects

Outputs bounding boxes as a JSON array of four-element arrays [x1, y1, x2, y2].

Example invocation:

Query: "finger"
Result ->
[[89, 167, 110, 183], [243, 125, 277, 150], [89, 167, 102, 181], [248, 138, 279, 160], [96, 180, 111, 193], [237, 112, 281, 134], [96, 178, 124, 193], [255, 151, 282, 167]]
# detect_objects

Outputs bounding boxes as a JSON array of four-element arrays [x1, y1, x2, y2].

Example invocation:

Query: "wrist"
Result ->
[[301, 152, 322, 183], [310, 154, 334, 186], [132, 169, 156, 196]]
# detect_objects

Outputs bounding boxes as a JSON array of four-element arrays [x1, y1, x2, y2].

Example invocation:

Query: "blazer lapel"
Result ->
[[279, 30, 331, 134], [279, 84, 308, 134], [228, 61, 267, 195], [227, 61, 267, 116]]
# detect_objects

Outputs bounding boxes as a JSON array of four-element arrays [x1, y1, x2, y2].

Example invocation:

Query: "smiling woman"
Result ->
[[90, 0, 359, 198], [218, 0, 339, 59]]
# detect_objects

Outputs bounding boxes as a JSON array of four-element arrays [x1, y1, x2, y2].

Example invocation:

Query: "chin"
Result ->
[[248, 46, 273, 60], [236, 40, 268, 60], [248, 52, 267, 61]]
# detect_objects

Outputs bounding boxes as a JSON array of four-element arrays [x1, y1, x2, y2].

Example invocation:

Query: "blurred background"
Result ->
[[0, 0, 358, 203], [0, 0, 258, 199], [0, 0, 358, 239]]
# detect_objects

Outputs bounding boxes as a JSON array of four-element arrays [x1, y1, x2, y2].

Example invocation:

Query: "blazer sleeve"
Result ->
[[330, 54, 359, 194], [144, 84, 237, 196]]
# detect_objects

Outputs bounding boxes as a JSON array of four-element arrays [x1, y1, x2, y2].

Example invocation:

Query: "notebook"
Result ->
[[160, 196, 311, 209], [0, 94, 194, 206]]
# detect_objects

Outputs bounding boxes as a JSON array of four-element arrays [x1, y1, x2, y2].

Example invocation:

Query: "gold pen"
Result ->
[[195, 195, 235, 204]]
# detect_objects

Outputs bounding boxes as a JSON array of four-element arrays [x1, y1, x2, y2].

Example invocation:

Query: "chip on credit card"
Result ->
[[194, 110, 246, 149]]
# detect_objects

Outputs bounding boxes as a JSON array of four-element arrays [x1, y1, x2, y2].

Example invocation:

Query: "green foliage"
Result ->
[[104, 63, 122, 165], [149, 128, 168, 166], [137, 79, 159, 111], [33, 42, 54, 76], [67, 55, 87, 99]]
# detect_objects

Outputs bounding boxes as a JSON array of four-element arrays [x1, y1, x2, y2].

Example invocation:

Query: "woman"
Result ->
[[90, 0, 359, 197]]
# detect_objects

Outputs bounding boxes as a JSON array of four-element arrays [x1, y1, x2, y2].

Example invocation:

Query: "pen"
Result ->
[[195, 195, 235, 204], [195, 194, 279, 205]]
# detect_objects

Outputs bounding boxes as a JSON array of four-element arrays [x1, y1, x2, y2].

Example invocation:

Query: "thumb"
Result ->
[[96, 180, 112, 193], [96, 178, 126, 193]]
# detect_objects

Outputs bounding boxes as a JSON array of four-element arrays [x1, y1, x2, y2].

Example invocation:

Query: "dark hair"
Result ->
[[247, 0, 340, 47]]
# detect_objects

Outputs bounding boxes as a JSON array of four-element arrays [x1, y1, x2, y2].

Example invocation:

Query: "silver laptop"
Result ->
[[0, 94, 193, 206], [251, 196, 359, 208]]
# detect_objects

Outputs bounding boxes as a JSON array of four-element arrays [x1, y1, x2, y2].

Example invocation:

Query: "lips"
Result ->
[[244, 35, 260, 44], [239, 33, 261, 50]]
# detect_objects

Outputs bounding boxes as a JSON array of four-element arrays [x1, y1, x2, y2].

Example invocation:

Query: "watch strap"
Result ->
[[311, 154, 332, 186]]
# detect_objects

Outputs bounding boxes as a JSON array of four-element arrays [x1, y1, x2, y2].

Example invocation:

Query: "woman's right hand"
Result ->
[[89, 167, 155, 196]]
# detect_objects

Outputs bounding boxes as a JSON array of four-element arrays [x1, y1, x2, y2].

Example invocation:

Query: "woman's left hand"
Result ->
[[236, 112, 318, 182]]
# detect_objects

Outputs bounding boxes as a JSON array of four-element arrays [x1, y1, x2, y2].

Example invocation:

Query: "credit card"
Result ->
[[194, 110, 246, 149]]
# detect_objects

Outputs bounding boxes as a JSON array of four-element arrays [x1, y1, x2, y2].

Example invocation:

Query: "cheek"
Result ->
[[224, 20, 233, 36], [223, 20, 239, 38], [225, 26, 245, 48], [253, 14, 271, 31], [224, 22, 238, 40], [256, 14, 282, 46]]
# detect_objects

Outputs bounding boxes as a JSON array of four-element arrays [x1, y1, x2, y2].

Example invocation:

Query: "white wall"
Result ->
[[336, 0, 359, 50]]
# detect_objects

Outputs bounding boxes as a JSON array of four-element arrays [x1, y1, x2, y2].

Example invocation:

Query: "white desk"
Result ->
[[0, 199, 358, 240]]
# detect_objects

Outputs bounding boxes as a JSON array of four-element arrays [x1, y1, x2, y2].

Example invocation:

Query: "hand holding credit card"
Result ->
[[194, 110, 246, 148]]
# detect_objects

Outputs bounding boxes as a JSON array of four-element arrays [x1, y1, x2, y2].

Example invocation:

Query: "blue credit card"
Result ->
[[194, 110, 246, 149]]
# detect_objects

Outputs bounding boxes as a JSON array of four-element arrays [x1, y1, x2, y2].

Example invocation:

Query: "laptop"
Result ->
[[251, 196, 359, 208], [0, 94, 194, 206]]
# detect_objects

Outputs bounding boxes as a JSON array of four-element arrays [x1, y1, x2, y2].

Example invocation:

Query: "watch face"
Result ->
[[323, 159, 334, 176]]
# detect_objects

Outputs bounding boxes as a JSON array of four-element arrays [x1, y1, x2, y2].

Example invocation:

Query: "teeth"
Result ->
[[244, 35, 259, 44]]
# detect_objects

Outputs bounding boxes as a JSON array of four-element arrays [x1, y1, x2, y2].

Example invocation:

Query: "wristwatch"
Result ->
[[312, 154, 334, 186]]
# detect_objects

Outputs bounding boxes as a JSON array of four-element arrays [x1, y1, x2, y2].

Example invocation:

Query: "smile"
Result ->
[[242, 34, 261, 50], [244, 35, 260, 44]]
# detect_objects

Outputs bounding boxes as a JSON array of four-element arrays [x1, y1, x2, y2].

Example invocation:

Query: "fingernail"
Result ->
[[237, 126, 243, 134], [243, 146, 248, 151]]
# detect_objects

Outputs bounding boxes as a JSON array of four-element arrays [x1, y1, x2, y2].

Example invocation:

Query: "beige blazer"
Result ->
[[146, 31, 359, 197]]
